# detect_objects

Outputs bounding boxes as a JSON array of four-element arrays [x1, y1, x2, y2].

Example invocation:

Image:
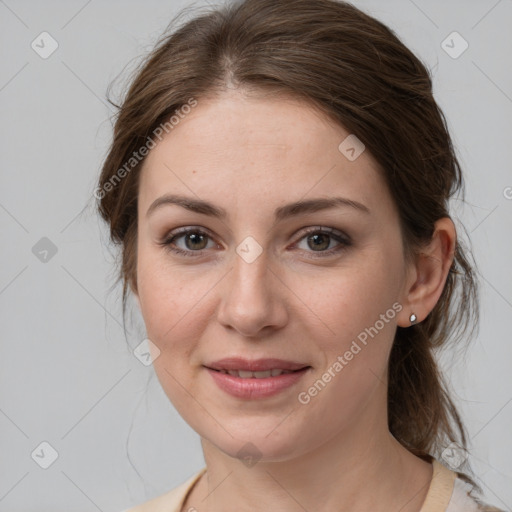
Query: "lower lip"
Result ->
[[205, 367, 310, 399]]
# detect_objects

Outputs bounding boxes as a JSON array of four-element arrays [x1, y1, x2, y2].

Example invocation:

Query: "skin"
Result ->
[[132, 88, 456, 512]]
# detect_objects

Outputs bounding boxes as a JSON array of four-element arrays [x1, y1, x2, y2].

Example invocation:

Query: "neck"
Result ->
[[188, 396, 433, 512]]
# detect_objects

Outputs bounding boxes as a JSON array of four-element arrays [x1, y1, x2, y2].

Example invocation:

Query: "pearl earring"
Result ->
[[409, 313, 417, 324]]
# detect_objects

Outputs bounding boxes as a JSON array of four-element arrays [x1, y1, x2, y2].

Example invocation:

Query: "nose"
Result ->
[[216, 244, 288, 338]]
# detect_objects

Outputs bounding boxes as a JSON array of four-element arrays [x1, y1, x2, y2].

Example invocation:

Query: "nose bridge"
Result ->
[[216, 236, 287, 336], [233, 239, 270, 294], [230, 239, 273, 309]]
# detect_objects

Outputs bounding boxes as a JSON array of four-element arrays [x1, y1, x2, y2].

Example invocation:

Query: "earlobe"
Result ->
[[398, 217, 456, 327]]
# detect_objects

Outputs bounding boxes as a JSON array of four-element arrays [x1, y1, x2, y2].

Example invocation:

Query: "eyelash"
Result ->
[[158, 226, 352, 259]]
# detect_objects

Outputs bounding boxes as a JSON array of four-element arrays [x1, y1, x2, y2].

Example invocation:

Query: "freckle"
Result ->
[[192, 170, 197, 174]]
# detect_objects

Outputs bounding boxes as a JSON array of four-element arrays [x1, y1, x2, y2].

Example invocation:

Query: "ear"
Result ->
[[397, 217, 457, 327]]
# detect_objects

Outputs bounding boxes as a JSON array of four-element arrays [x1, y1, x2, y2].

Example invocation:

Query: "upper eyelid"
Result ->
[[164, 226, 218, 244]]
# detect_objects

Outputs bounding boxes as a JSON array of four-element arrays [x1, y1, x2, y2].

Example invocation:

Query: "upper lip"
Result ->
[[205, 358, 310, 372]]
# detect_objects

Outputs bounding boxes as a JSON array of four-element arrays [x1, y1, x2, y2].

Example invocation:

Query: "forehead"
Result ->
[[147, 91, 349, 161], [138, 90, 395, 222]]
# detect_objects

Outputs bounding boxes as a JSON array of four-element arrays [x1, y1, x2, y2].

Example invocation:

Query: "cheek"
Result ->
[[295, 272, 398, 431], [297, 249, 401, 394], [136, 247, 205, 341], [135, 253, 222, 411], [136, 257, 205, 407], [299, 252, 401, 341]]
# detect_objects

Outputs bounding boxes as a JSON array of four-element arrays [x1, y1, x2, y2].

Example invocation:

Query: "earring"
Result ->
[[409, 313, 417, 324]]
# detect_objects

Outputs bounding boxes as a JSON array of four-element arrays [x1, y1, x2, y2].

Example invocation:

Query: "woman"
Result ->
[[96, 0, 505, 510]]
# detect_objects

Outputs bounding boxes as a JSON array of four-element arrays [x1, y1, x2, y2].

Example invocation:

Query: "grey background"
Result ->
[[0, 0, 511, 510]]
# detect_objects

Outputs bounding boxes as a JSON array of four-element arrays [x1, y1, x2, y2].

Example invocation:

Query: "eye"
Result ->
[[159, 226, 352, 259], [292, 226, 351, 258], [159, 227, 218, 257]]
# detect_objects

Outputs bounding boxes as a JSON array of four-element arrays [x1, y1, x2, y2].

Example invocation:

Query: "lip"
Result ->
[[204, 358, 311, 399], [205, 357, 309, 372]]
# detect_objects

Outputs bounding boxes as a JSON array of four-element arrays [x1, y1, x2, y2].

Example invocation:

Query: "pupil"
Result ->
[[309, 234, 329, 251], [187, 233, 206, 250]]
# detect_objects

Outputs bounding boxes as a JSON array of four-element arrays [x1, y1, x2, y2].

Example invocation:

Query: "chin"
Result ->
[[200, 421, 311, 464]]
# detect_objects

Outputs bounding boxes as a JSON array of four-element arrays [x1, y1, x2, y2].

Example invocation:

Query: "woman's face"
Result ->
[[134, 90, 414, 461]]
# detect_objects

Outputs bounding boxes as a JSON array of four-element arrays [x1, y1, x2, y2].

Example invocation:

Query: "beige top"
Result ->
[[121, 459, 504, 512]]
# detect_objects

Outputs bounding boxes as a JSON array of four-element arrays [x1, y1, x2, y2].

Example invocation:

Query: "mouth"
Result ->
[[206, 368, 309, 378], [204, 357, 310, 373], [203, 358, 312, 399]]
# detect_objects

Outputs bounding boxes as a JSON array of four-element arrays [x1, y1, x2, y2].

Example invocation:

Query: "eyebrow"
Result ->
[[146, 193, 371, 221]]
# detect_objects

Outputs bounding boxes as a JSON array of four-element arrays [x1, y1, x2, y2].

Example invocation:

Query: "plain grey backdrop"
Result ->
[[1, 0, 511, 510]]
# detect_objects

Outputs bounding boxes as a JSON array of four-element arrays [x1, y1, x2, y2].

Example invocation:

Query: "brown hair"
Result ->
[[97, 0, 480, 490]]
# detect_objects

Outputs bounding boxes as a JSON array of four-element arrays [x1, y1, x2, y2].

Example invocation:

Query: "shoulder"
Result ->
[[120, 467, 206, 512], [421, 459, 504, 512], [422, 459, 505, 512], [447, 476, 506, 512]]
